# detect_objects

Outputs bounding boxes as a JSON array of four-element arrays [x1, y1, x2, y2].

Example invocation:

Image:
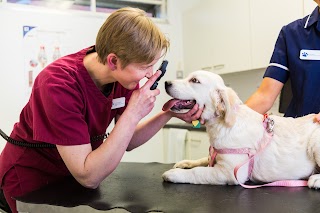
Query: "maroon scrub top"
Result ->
[[0, 47, 137, 212]]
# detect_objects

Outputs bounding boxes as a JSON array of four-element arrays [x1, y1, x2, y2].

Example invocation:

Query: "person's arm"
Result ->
[[126, 103, 202, 151], [245, 77, 284, 114], [56, 108, 140, 189], [56, 71, 163, 189]]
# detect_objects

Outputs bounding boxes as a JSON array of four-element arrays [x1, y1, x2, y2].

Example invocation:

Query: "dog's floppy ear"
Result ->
[[211, 87, 240, 127]]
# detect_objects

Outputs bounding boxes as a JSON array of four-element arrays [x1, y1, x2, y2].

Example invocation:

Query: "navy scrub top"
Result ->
[[264, 6, 320, 118]]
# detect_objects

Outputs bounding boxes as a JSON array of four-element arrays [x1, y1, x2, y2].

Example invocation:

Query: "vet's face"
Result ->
[[164, 70, 225, 113]]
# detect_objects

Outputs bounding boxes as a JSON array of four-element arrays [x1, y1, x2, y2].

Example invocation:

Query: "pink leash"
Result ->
[[209, 114, 308, 188]]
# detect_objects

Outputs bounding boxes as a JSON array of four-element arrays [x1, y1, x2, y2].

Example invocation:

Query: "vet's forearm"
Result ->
[[69, 111, 140, 188], [127, 110, 172, 151]]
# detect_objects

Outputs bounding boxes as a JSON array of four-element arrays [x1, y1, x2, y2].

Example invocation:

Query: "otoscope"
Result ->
[[150, 60, 168, 90]]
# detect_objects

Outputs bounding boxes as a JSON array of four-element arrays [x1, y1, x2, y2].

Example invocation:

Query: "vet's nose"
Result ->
[[165, 81, 172, 89], [145, 68, 153, 79]]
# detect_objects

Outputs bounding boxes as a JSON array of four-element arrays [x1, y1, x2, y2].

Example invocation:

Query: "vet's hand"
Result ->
[[171, 104, 204, 124], [313, 113, 320, 123], [126, 71, 162, 122]]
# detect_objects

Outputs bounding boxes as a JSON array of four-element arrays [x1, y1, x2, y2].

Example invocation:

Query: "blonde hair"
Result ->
[[96, 7, 170, 68]]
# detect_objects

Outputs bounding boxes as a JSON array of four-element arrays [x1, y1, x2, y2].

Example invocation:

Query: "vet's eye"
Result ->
[[190, 78, 200, 83]]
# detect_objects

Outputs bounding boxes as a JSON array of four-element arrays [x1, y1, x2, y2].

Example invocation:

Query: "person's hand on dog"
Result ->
[[313, 112, 320, 123], [169, 104, 204, 124], [125, 70, 162, 122]]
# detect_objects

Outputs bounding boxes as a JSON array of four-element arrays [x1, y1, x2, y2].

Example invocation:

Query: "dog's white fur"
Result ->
[[162, 70, 320, 188]]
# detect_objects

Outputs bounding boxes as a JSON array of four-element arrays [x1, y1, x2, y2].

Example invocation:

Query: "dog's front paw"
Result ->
[[162, 168, 187, 183], [173, 160, 195, 169], [308, 174, 320, 189]]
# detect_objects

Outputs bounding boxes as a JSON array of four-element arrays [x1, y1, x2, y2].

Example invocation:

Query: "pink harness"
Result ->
[[208, 114, 308, 188]]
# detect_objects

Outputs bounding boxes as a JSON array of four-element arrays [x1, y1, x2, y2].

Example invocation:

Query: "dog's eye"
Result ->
[[190, 78, 200, 83]]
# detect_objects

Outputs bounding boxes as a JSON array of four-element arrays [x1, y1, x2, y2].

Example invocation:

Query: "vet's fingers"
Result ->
[[313, 113, 320, 123], [192, 107, 203, 121], [200, 118, 205, 125], [142, 70, 162, 90], [199, 106, 205, 124], [187, 104, 202, 121], [183, 104, 198, 117]]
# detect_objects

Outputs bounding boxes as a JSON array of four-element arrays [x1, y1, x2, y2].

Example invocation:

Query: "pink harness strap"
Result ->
[[209, 147, 255, 178], [234, 155, 308, 188], [208, 114, 308, 188]]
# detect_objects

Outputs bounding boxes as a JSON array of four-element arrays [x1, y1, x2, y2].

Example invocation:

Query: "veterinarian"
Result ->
[[246, 0, 320, 120], [0, 7, 202, 213]]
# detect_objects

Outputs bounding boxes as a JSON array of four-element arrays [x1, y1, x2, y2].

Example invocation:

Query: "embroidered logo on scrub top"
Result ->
[[111, 97, 125, 109], [300, 50, 320, 60]]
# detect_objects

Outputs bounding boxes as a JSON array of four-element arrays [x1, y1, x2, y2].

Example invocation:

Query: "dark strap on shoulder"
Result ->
[[86, 45, 96, 55]]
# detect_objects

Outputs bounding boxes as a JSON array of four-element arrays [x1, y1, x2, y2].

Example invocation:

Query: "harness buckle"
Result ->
[[266, 117, 275, 134], [263, 114, 275, 134]]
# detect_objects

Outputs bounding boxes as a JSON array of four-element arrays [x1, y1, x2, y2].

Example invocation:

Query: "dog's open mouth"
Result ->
[[162, 99, 196, 113]]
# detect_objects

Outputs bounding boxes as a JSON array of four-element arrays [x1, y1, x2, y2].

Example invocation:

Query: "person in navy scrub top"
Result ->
[[0, 7, 203, 213], [246, 0, 320, 121]]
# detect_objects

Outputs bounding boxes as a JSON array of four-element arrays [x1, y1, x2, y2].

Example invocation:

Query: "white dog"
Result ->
[[162, 70, 320, 189]]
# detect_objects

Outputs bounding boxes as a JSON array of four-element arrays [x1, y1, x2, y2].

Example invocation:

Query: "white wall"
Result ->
[[0, 4, 104, 152], [0, 1, 199, 163]]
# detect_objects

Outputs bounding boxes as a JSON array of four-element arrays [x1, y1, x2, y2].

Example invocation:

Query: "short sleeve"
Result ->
[[263, 27, 290, 84], [31, 71, 90, 146]]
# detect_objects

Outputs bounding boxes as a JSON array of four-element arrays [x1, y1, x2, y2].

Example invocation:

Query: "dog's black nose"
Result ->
[[165, 81, 172, 88]]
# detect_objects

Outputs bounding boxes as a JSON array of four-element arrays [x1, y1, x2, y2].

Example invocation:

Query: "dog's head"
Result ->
[[163, 70, 242, 126]]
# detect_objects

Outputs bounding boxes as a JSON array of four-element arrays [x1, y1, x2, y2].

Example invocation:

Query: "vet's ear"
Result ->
[[106, 54, 118, 70], [212, 87, 239, 127]]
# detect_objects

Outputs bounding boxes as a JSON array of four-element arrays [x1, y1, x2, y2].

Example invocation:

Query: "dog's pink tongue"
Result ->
[[162, 99, 180, 111]]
